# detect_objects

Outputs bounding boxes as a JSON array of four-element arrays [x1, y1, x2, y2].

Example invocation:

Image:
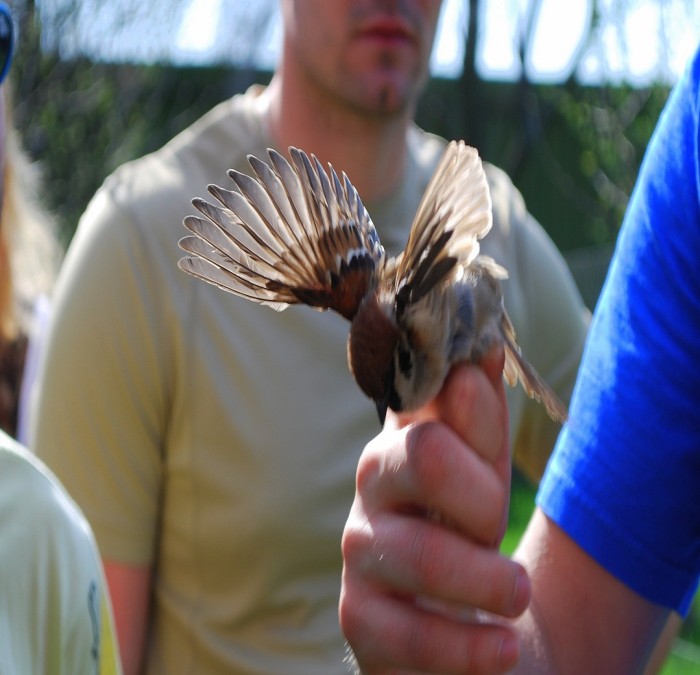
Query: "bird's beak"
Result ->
[[375, 398, 389, 426], [376, 366, 399, 425], [376, 381, 397, 425]]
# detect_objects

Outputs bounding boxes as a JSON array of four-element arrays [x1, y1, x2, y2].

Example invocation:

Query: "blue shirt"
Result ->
[[537, 45, 700, 616]]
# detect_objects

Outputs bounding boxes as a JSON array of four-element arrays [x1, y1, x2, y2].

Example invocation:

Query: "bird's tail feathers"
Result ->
[[502, 317, 568, 424]]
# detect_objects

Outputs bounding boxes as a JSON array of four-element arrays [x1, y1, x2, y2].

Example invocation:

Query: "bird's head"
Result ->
[[347, 291, 403, 424]]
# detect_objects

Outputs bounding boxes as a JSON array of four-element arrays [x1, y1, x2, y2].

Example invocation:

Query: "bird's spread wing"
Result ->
[[502, 312, 568, 423], [394, 141, 492, 309], [178, 147, 385, 320]]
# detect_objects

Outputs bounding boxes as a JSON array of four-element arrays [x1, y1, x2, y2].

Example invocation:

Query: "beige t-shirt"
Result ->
[[32, 86, 587, 674]]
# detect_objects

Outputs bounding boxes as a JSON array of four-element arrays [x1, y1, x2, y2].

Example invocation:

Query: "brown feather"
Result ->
[[179, 147, 384, 318], [502, 315, 567, 423], [179, 141, 568, 424]]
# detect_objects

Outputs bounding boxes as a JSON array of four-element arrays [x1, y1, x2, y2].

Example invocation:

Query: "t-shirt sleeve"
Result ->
[[537, 47, 700, 616], [30, 176, 170, 567]]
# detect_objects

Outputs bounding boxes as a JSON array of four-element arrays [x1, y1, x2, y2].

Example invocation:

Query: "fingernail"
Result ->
[[512, 566, 531, 615]]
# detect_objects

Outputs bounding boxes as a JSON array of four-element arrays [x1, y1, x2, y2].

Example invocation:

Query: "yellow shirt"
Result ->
[[32, 86, 587, 673], [0, 431, 121, 675]]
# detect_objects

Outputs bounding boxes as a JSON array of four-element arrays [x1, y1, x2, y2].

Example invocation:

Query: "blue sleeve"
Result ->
[[537, 45, 700, 616]]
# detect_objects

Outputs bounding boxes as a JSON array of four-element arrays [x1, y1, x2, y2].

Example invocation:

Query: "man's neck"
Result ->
[[263, 73, 414, 204]]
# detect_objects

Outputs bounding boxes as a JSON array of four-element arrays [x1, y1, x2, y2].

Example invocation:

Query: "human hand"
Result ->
[[339, 348, 531, 674]]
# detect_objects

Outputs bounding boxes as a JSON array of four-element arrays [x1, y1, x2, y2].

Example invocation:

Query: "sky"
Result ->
[[39, 0, 700, 86]]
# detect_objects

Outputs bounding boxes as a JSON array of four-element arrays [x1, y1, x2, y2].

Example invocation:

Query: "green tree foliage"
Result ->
[[11, 1, 259, 245]]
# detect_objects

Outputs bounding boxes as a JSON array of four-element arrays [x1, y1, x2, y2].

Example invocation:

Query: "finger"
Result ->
[[388, 402, 435, 432], [435, 350, 512, 543], [339, 580, 520, 675], [357, 423, 506, 544], [343, 510, 531, 618], [475, 343, 512, 490], [434, 360, 508, 466], [476, 345, 513, 538]]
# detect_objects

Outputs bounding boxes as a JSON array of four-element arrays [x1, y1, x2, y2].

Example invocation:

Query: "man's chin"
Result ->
[[355, 75, 422, 117]]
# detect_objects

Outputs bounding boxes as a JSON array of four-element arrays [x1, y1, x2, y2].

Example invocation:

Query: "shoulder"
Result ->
[[113, 86, 267, 202], [407, 125, 448, 179], [480, 160, 567, 288], [0, 435, 119, 673], [481, 162, 529, 246], [67, 86, 274, 292], [0, 434, 97, 561], [81, 85, 272, 237]]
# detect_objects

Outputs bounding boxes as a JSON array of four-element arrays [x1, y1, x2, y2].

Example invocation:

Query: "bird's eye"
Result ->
[[397, 341, 412, 376]]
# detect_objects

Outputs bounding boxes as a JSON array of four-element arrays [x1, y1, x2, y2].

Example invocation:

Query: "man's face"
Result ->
[[282, 0, 443, 116]]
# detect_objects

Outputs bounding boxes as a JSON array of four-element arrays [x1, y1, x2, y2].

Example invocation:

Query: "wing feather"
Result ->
[[178, 147, 385, 319], [191, 196, 283, 268], [206, 184, 314, 283], [396, 141, 492, 290], [502, 314, 568, 423], [177, 256, 290, 310], [265, 151, 315, 241]]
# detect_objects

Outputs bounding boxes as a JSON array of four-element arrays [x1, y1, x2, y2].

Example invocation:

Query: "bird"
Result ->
[[178, 140, 567, 424]]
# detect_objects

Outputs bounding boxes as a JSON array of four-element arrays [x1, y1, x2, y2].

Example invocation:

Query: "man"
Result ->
[[339, 41, 700, 675], [31, 1, 588, 673]]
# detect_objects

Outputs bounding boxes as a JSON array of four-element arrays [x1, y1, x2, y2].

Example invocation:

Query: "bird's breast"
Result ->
[[347, 293, 399, 402]]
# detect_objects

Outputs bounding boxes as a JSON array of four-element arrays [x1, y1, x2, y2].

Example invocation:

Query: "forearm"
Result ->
[[509, 600, 558, 675], [105, 561, 152, 675], [512, 509, 670, 675]]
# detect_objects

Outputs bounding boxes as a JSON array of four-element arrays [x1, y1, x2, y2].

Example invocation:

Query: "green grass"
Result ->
[[661, 604, 700, 674], [503, 471, 700, 674], [500, 471, 538, 557]]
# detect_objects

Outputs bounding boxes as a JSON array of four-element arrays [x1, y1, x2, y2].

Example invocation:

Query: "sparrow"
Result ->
[[178, 140, 567, 424]]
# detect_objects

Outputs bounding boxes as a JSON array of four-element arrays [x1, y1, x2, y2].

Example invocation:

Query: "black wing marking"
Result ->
[[394, 141, 492, 315]]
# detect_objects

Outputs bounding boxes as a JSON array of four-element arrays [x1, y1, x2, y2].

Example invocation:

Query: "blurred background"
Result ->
[[13, 0, 700, 308], [9, 0, 700, 671]]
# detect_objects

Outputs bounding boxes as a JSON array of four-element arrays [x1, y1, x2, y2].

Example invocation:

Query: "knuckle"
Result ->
[[341, 503, 381, 577], [339, 607, 379, 670], [355, 438, 384, 495], [340, 515, 366, 564], [339, 591, 404, 674], [337, 586, 364, 643]]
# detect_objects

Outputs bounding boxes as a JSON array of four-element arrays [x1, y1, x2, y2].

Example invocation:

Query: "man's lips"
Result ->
[[355, 16, 418, 46]]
